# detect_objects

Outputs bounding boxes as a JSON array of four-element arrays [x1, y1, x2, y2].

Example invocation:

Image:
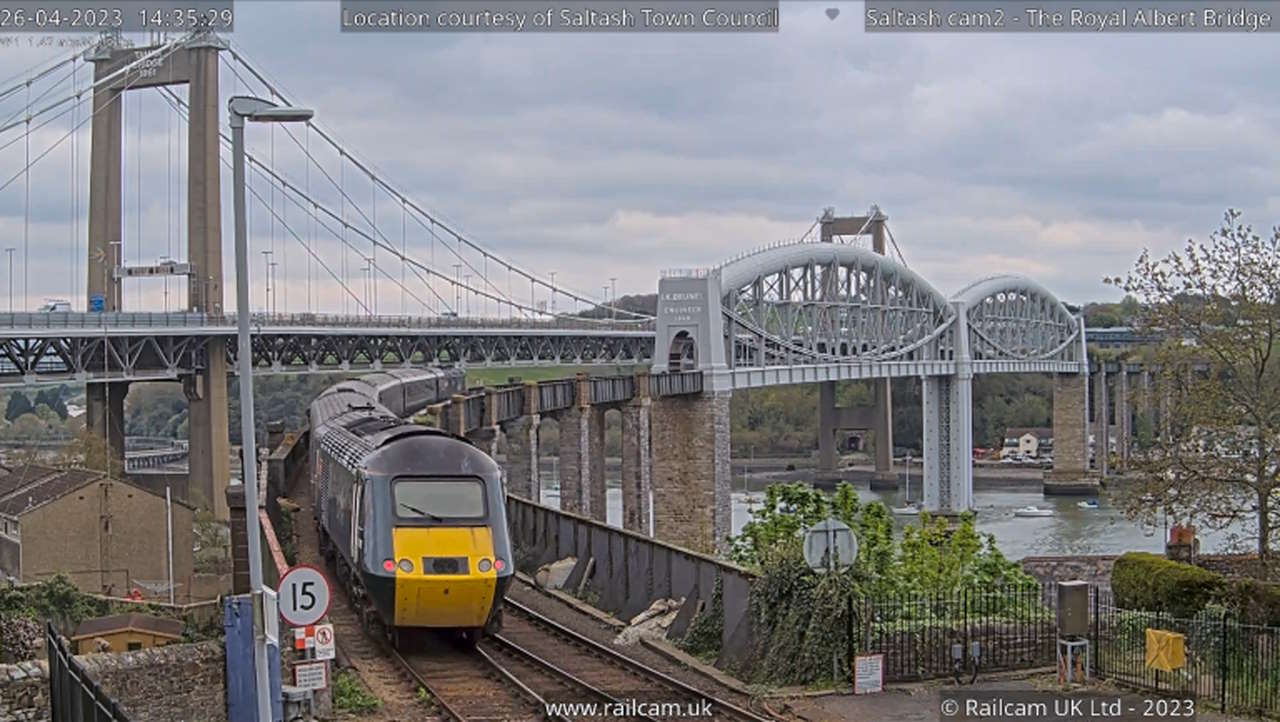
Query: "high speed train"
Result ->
[[308, 368, 513, 645]]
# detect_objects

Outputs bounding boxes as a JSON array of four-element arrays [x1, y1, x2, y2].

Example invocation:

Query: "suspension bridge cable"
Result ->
[[220, 61, 523, 318], [0, 61, 79, 131], [0, 39, 181, 138], [210, 44, 523, 315], [0, 50, 78, 105], [0, 42, 182, 171], [156, 86, 453, 315], [225, 45, 646, 319], [884, 222, 909, 269]]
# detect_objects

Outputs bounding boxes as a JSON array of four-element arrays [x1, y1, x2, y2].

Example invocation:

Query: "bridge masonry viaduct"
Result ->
[[439, 370, 727, 554]]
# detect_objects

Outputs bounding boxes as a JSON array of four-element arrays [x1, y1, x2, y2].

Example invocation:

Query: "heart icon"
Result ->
[[826, 7, 840, 20]]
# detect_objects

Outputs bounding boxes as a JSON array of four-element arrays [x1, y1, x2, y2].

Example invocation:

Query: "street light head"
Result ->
[[228, 95, 313, 126], [250, 107, 314, 123]]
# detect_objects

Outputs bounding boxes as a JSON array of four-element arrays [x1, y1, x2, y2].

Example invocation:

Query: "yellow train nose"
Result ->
[[391, 527, 498, 628]]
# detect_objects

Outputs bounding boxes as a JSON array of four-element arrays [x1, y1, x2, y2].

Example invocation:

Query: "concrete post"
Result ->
[[1050, 373, 1089, 476], [501, 414, 540, 501], [1094, 365, 1109, 476], [650, 390, 732, 554], [85, 45, 127, 479], [186, 42, 231, 522], [1116, 368, 1130, 472], [872, 377, 895, 484], [84, 383, 127, 477], [817, 381, 838, 474]]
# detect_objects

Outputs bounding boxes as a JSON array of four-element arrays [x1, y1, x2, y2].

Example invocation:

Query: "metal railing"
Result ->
[[861, 584, 1055, 682], [0, 311, 654, 332], [488, 385, 525, 423], [47, 622, 133, 722], [650, 370, 703, 397], [1094, 590, 1280, 717], [538, 379, 576, 413], [589, 375, 634, 405]]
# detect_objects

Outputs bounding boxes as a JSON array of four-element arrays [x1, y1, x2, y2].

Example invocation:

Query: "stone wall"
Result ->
[[1196, 553, 1280, 582], [0, 660, 47, 722], [80, 641, 226, 722], [649, 390, 731, 555], [0, 641, 226, 722], [1020, 555, 1117, 589]]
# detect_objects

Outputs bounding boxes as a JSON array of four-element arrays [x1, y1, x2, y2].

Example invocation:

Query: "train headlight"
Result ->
[[382, 559, 396, 573], [398, 558, 414, 573], [494, 558, 506, 572], [477, 558, 492, 573]]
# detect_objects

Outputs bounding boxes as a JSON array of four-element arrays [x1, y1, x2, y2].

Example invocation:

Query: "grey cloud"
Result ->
[[1, 0, 1278, 311]]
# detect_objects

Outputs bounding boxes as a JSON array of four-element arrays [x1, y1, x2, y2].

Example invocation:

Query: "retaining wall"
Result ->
[[506, 495, 757, 670]]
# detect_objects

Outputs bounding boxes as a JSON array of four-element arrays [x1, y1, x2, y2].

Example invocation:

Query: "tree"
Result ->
[[4, 393, 31, 422], [1108, 210, 1280, 560]]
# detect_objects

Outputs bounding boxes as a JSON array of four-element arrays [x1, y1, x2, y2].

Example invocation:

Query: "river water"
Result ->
[[535, 477, 1248, 560]]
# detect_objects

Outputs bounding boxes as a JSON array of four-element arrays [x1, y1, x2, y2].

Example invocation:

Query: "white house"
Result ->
[[1002, 427, 1053, 458]]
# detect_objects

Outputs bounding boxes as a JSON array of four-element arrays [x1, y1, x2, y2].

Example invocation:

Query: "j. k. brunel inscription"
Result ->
[[661, 291, 704, 323]]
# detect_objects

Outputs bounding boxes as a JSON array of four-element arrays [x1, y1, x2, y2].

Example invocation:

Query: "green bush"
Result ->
[[1112, 552, 1225, 619], [1223, 577, 1280, 626], [1112, 552, 1280, 624]]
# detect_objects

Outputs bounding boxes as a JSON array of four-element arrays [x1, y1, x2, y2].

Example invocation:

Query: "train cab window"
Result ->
[[393, 478, 487, 521]]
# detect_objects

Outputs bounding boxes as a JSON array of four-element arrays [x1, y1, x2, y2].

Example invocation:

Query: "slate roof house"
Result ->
[[0, 465, 194, 596]]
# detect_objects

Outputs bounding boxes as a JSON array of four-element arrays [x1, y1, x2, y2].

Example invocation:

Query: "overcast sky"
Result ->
[[0, 1, 1277, 314]]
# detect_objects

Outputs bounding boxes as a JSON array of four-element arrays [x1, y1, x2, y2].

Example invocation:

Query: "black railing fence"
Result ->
[[860, 584, 1057, 682], [46, 622, 132, 722], [1093, 590, 1280, 717]]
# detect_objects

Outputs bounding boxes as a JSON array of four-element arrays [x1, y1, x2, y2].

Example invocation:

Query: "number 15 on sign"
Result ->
[[277, 565, 331, 627]]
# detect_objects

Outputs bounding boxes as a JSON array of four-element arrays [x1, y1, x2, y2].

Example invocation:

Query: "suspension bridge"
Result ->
[[0, 30, 1095, 550]]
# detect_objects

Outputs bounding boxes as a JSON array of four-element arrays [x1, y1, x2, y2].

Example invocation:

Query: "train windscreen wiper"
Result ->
[[399, 502, 444, 521]]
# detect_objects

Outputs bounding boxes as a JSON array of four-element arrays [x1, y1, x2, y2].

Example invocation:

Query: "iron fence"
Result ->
[[46, 622, 132, 722], [1093, 590, 1280, 717], [860, 584, 1056, 682]]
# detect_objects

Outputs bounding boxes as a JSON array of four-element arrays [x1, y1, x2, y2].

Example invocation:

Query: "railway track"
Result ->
[[494, 598, 776, 722]]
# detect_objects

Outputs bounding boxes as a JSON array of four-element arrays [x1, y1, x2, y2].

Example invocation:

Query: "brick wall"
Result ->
[[0, 660, 47, 722]]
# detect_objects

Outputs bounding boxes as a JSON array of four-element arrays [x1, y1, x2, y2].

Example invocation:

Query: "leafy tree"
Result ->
[[1108, 210, 1280, 560], [4, 393, 31, 422], [33, 388, 67, 420]]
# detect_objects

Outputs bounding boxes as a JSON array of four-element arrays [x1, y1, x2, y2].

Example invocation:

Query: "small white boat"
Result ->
[[892, 502, 921, 516], [1077, 499, 1100, 509], [1013, 505, 1055, 518]]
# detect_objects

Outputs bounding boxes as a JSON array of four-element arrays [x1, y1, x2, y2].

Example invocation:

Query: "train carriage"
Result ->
[[309, 367, 511, 644]]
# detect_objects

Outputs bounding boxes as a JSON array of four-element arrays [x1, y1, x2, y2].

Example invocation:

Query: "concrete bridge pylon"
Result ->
[[86, 33, 230, 519]]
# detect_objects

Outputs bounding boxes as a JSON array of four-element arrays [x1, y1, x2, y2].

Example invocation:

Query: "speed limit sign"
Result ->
[[278, 565, 331, 627]]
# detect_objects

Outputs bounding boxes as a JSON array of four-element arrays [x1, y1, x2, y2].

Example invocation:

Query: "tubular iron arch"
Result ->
[[717, 242, 956, 367], [951, 275, 1082, 363]]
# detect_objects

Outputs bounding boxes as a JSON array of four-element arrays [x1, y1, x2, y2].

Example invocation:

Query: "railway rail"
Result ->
[[492, 598, 775, 722]]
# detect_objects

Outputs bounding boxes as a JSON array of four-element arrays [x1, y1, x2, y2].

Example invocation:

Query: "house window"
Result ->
[[127, 642, 142, 651]]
